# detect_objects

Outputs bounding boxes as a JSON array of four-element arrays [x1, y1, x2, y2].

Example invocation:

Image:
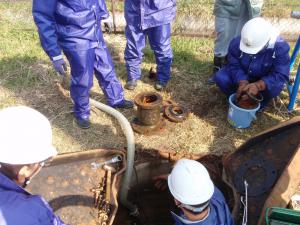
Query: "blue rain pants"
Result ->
[[124, 24, 173, 84], [64, 41, 124, 120], [32, 0, 125, 120]]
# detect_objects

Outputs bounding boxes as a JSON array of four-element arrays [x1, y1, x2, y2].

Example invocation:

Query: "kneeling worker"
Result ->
[[214, 17, 290, 109], [0, 106, 68, 225], [167, 159, 233, 225]]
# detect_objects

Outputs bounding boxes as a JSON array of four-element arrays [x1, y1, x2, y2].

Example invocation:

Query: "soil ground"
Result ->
[[0, 1, 299, 156]]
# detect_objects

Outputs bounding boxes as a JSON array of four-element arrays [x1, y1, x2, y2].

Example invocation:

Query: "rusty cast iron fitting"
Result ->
[[164, 105, 189, 123], [134, 92, 163, 126], [103, 165, 116, 204]]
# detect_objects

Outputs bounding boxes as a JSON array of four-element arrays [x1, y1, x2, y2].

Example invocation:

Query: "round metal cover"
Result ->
[[234, 157, 277, 197]]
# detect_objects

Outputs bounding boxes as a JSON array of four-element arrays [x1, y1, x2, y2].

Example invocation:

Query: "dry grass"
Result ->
[[0, 1, 299, 156]]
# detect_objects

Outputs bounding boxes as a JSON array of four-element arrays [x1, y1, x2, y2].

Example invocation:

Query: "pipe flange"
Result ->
[[134, 92, 163, 110], [164, 105, 189, 123], [234, 157, 277, 197], [131, 118, 166, 135], [161, 99, 177, 113]]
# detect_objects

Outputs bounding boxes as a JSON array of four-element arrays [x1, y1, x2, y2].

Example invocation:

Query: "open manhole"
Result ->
[[28, 150, 233, 225]]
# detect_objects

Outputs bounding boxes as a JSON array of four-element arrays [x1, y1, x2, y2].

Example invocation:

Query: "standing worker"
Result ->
[[167, 159, 233, 225], [0, 106, 68, 225], [214, 17, 290, 109], [123, 0, 176, 91], [32, 0, 133, 129], [208, 0, 264, 84]]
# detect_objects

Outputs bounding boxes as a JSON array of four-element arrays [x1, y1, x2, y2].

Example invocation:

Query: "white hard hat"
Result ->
[[168, 159, 214, 205], [0, 106, 57, 165], [240, 17, 273, 54]]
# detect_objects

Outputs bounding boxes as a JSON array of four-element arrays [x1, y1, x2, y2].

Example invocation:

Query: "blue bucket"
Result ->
[[227, 93, 260, 128]]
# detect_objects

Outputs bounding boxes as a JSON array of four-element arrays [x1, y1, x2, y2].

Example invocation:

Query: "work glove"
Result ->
[[52, 58, 67, 76], [236, 80, 249, 99], [242, 80, 266, 97]]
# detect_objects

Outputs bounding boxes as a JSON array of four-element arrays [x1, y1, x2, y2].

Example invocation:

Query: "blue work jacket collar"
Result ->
[[171, 207, 211, 224], [0, 173, 30, 195]]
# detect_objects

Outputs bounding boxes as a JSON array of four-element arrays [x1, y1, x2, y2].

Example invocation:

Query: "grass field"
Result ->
[[0, 1, 298, 156], [107, 0, 300, 18]]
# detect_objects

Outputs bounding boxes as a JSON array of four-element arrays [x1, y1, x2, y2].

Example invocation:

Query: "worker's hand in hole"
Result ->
[[236, 80, 249, 99], [153, 174, 169, 191], [52, 58, 67, 76]]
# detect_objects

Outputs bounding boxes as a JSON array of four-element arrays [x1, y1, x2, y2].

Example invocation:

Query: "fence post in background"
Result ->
[[111, 0, 117, 33]]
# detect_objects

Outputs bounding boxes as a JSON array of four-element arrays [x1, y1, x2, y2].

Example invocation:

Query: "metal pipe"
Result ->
[[111, 0, 117, 33], [288, 63, 300, 111], [90, 99, 138, 215]]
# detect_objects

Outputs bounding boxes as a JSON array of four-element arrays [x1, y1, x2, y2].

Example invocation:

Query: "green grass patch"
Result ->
[[105, 0, 300, 18], [0, 0, 298, 154], [0, 1, 52, 89]]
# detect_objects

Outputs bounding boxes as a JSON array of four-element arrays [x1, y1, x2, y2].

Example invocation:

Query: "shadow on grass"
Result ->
[[141, 38, 282, 156], [0, 36, 284, 156], [0, 55, 126, 153]]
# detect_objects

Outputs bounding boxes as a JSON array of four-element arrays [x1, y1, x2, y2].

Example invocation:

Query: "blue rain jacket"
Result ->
[[0, 173, 67, 225], [124, 0, 177, 30], [215, 36, 290, 107], [171, 187, 234, 225], [225, 36, 290, 89], [32, 0, 109, 59]]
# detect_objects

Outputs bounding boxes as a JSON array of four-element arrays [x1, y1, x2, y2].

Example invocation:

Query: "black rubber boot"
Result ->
[[154, 81, 167, 91], [113, 100, 134, 109], [125, 80, 137, 90], [75, 117, 90, 129], [207, 56, 227, 85]]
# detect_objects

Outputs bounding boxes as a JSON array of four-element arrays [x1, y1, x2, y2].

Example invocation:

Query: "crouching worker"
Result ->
[[124, 0, 176, 91], [32, 0, 133, 129], [167, 159, 233, 225], [0, 106, 68, 225], [214, 17, 290, 109]]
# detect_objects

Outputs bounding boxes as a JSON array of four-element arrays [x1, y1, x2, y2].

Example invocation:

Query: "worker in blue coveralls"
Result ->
[[32, 0, 133, 129], [208, 0, 264, 84], [0, 106, 68, 225], [123, 0, 176, 91], [214, 17, 290, 109], [166, 159, 233, 225]]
